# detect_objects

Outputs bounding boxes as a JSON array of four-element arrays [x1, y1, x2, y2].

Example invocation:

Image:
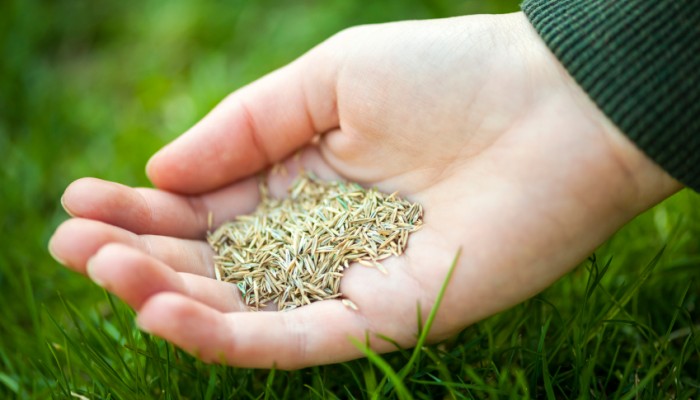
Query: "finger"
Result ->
[[87, 243, 244, 313], [61, 147, 339, 238], [49, 218, 214, 277], [136, 293, 394, 369], [146, 47, 340, 194], [60, 176, 260, 239]]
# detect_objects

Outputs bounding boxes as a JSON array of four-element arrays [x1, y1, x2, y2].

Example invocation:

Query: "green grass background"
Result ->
[[1, 0, 699, 398]]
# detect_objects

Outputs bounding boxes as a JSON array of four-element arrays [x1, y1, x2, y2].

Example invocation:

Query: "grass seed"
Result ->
[[207, 171, 423, 311]]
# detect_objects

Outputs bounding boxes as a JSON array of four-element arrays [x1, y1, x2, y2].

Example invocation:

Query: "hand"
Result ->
[[48, 12, 680, 369]]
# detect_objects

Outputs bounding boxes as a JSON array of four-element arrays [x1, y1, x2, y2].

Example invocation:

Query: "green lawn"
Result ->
[[2, 0, 699, 398]]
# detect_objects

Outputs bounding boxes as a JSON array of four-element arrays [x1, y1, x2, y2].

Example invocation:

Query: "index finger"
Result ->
[[147, 47, 340, 194]]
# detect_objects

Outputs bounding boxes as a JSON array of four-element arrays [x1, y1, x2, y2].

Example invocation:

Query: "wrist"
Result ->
[[592, 101, 683, 212], [511, 10, 682, 217]]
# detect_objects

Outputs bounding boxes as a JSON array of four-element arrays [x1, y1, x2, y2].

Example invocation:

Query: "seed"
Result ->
[[342, 299, 359, 311], [207, 170, 423, 311]]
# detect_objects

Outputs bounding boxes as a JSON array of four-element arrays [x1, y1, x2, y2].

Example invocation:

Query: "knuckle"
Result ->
[[280, 313, 309, 370]]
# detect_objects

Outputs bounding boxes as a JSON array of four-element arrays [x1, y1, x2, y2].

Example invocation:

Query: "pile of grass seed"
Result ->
[[207, 172, 423, 311]]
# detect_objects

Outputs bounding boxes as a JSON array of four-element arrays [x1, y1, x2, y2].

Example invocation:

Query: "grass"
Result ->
[[1, 0, 699, 398]]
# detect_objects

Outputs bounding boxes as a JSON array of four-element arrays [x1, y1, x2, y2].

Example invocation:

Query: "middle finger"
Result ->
[[49, 218, 215, 278]]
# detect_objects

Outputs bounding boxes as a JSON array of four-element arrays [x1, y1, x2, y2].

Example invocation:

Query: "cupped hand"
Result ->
[[48, 12, 680, 369]]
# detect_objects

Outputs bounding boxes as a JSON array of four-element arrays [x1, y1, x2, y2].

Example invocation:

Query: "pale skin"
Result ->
[[48, 12, 681, 369]]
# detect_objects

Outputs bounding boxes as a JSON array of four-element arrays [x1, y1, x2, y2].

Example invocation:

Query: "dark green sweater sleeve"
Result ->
[[521, 0, 700, 192]]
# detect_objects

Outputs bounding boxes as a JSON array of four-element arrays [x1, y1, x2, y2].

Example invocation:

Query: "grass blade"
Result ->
[[0, 372, 19, 394], [588, 246, 665, 343], [537, 317, 555, 400], [400, 248, 462, 379], [349, 337, 412, 400]]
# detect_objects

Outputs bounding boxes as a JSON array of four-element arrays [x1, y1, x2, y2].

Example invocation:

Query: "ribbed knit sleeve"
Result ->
[[521, 0, 700, 191]]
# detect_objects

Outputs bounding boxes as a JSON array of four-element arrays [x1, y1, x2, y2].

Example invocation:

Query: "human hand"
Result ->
[[49, 12, 680, 369]]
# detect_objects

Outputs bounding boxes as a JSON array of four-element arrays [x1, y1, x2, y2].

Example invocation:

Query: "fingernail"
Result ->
[[60, 195, 76, 217], [86, 257, 105, 287], [145, 157, 155, 180], [136, 316, 153, 334], [47, 239, 67, 265], [145, 150, 163, 182]]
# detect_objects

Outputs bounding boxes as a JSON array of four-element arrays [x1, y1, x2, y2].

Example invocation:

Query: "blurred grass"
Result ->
[[1, 0, 699, 398]]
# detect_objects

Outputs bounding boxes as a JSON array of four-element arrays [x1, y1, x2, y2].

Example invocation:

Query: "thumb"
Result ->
[[146, 48, 340, 194]]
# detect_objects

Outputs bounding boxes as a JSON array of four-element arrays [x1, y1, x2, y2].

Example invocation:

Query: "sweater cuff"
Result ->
[[521, 0, 700, 192]]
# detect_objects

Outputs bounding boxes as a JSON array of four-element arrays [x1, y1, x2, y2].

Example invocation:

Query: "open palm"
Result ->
[[49, 13, 678, 369]]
